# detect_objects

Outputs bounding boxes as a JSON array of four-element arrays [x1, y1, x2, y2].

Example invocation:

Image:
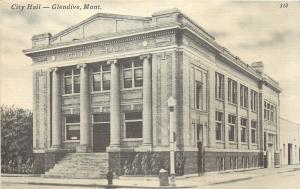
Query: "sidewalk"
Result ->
[[2, 165, 300, 188]]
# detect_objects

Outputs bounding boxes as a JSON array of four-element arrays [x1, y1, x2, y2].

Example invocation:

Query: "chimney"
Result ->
[[251, 61, 264, 74], [32, 33, 52, 48]]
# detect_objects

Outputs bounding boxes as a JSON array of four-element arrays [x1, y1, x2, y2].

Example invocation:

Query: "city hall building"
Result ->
[[24, 9, 281, 177]]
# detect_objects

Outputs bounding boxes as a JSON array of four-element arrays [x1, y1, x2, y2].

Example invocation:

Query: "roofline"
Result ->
[[280, 117, 300, 126], [51, 12, 151, 40]]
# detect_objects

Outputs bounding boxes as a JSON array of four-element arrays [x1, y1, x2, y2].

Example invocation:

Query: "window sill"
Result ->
[[216, 98, 224, 102], [90, 91, 110, 95], [228, 102, 237, 106], [229, 141, 237, 144], [251, 110, 257, 114], [240, 142, 248, 145], [121, 87, 143, 92], [62, 93, 80, 97], [251, 143, 258, 146], [216, 140, 224, 143], [122, 138, 143, 142], [64, 140, 80, 143], [240, 106, 248, 110]]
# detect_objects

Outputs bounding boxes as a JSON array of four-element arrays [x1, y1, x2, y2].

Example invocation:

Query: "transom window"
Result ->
[[124, 111, 143, 139], [228, 115, 236, 142], [251, 120, 257, 143], [215, 73, 224, 100], [92, 64, 111, 91], [241, 118, 247, 142], [228, 78, 237, 104], [215, 111, 224, 141], [64, 68, 80, 94], [123, 59, 143, 88], [240, 85, 248, 108], [250, 90, 258, 112], [93, 113, 110, 123], [65, 115, 80, 141]]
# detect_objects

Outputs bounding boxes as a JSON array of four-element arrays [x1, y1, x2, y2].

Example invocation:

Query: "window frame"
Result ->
[[215, 111, 224, 141], [264, 101, 276, 122], [123, 111, 143, 140], [195, 80, 204, 110], [215, 73, 224, 100], [241, 117, 248, 143], [122, 59, 143, 89], [250, 90, 258, 112], [64, 68, 80, 95], [251, 120, 257, 143], [228, 78, 237, 104], [65, 115, 80, 142], [92, 64, 111, 92], [240, 84, 248, 108], [228, 114, 236, 142]]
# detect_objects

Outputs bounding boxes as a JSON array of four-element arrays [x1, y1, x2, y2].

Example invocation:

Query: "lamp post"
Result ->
[[167, 96, 176, 186]]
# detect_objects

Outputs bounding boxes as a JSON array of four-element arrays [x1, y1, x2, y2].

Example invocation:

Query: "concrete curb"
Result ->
[[209, 176, 253, 185], [1, 173, 41, 177]]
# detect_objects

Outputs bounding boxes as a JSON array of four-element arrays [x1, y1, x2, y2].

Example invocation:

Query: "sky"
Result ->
[[0, 0, 300, 123]]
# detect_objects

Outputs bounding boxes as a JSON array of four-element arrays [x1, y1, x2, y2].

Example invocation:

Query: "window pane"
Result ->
[[64, 70, 72, 76], [134, 69, 143, 87], [229, 125, 235, 141], [125, 112, 142, 120], [102, 64, 111, 71], [73, 76, 80, 93], [216, 123, 222, 140], [123, 61, 132, 68], [73, 69, 80, 75], [66, 115, 80, 123], [251, 129, 256, 143], [94, 113, 110, 122], [126, 121, 142, 138], [134, 60, 143, 67], [66, 125, 80, 140], [124, 70, 132, 88], [93, 74, 101, 91], [241, 128, 246, 142], [92, 66, 100, 73], [64, 77, 72, 94], [102, 72, 111, 90], [196, 81, 203, 110]]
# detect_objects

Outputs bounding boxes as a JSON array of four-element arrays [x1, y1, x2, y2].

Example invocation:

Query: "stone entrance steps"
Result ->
[[44, 153, 108, 178]]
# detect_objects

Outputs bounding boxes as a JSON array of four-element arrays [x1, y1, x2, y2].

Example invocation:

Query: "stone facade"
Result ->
[[24, 9, 281, 176]]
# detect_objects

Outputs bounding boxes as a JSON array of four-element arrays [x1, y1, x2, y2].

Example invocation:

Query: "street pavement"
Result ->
[[1, 165, 300, 189]]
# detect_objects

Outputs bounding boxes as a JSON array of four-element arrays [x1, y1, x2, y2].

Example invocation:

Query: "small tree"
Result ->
[[1, 105, 33, 173]]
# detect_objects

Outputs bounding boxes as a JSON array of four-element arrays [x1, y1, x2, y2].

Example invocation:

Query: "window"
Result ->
[[228, 115, 236, 142], [65, 115, 80, 140], [196, 81, 203, 110], [230, 157, 238, 170], [92, 64, 111, 91], [93, 113, 110, 123], [215, 111, 224, 141], [215, 73, 224, 100], [124, 112, 142, 139], [64, 68, 80, 94], [250, 90, 258, 111], [264, 101, 276, 122], [240, 85, 248, 108], [251, 120, 257, 143], [241, 118, 248, 142], [228, 79, 237, 104], [123, 59, 143, 88]]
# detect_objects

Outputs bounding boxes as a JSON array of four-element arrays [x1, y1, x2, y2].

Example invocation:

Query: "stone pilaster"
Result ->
[[248, 88, 252, 149], [224, 76, 229, 149], [140, 54, 152, 150], [51, 67, 62, 149], [208, 69, 216, 148], [108, 59, 121, 151], [237, 82, 241, 149], [77, 64, 90, 152]]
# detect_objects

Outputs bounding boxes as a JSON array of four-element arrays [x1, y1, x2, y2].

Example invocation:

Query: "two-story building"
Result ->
[[24, 9, 281, 177]]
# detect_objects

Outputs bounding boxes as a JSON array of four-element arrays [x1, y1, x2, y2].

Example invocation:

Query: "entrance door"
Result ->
[[93, 123, 110, 152]]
